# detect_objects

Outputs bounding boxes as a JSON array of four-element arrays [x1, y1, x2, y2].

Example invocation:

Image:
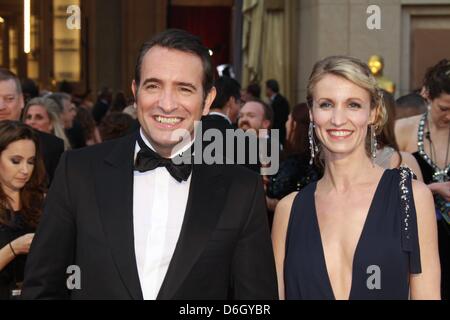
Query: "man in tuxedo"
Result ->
[[22, 29, 278, 300], [265, 79, 290, 147], [0, 68, 64, 184], [201, 76, 241, 133]]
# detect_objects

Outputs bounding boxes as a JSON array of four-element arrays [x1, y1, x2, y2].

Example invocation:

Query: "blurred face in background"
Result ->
[[238, 101, 270, 133], [427, 92, 450, 129], [0, 79, 24, 121], [227, 96, 241, 124], [0, 139, 36, 195], [24, 105, 53, 133], [285, 113, 295, 142], [61, 99, 77, 129]]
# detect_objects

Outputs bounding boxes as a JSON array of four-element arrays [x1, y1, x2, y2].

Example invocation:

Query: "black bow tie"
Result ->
[[134, 135, 192, 182]]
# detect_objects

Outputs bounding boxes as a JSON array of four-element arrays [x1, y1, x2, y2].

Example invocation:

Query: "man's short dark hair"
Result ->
[[0, 68, 22, 94], [21, 78, 39, 102], [252, 99, 274, 127], [266, 79, 279, 94], [423, 59, 450, 100], [211, 77, 241, 110], [134, 29, 214, 99], [246, 83, 261, 99]]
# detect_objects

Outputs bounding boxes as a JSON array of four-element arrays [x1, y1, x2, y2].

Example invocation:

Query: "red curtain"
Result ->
[[169, 6, 232, 70]]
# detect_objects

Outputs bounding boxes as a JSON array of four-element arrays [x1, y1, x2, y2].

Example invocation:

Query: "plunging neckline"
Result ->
[[311, 170, 387, 300]]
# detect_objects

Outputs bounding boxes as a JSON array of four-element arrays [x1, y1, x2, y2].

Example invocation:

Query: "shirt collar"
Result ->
[[137, 128, 195, 159], [208, 111, 232, 125]]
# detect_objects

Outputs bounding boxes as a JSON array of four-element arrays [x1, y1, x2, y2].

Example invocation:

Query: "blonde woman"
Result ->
[[23, 97, 71, 150], [272, 56, 440, 300]]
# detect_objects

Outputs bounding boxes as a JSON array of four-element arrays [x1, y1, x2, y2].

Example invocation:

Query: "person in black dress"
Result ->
[[0, 121, 45, 299], [395, 59, 450, 299], [272, 56, 441, 300], [266, 103, 321, 211]]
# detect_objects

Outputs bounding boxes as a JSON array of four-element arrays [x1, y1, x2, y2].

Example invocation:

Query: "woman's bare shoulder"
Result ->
[[273, 192, 299, 228]]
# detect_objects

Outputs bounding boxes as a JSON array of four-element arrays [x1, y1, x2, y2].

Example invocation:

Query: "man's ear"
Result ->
[[202, 87, 216, 116], [223, 96, 235, 115], [19, 93, 24, 110], [262, 119, 271, 130]]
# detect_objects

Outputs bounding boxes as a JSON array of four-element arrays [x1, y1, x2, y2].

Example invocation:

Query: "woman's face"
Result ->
[[285, 113, 294, 141], [310, 74, 374, 161], [0, 139, 36, 195], [24, 105, 53, 133], [429, 93, 450, 129]]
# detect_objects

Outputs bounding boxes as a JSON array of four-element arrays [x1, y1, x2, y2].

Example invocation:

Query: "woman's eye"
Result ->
[[319, 102, 332, 109], [27, 159, 36, 165], [349, 102, 362, 109], [11, 158, 21, 165]]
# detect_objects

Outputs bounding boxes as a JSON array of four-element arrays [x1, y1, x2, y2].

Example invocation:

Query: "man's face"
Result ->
[[227, 96, 241, 124], [61, 99, 77, 129], [265, 87, 272, 99], [132, 46, 215, 157], [238, 101, 270, 133], [0, 79, 24, 121]]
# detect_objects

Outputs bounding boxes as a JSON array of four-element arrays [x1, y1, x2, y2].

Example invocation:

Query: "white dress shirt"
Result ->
[[133, 129, 192, 300]]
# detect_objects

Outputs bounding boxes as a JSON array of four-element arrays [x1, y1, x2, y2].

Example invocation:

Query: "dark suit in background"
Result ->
[[36, 130, 64, 185], [270, 94, 290, 147]]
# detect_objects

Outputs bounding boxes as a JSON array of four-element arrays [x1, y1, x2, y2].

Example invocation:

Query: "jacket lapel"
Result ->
[[156, 163, 228, 300], [94, 131, 144, 300]]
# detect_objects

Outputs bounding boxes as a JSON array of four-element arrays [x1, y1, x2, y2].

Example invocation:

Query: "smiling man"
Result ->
[[21, 29, 278, 300]]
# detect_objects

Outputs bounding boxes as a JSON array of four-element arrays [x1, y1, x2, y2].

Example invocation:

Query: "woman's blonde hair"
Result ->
[[23, 97, 71, 150], [306, 56, 387, 159]]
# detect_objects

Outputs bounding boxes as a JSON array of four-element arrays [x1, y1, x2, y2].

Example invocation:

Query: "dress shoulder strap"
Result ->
[[398, 165, 422, 274]]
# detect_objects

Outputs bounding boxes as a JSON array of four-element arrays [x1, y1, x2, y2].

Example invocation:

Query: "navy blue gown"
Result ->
[[284, 168, 422, 300]]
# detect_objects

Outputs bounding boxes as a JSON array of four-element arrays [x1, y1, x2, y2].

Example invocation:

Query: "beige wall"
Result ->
[[86, 0, 167, 97], [297, 0, 402, 102], [295, 0, 450, 102]]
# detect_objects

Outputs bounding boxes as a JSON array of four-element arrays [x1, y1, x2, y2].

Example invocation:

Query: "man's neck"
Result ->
[[208, 110, 231, 124], [139, 129, 194, 159]]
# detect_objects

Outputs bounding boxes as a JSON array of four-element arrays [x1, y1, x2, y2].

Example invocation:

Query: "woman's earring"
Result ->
[[309, 122, 318, 165], [370, 124, 378, 161]]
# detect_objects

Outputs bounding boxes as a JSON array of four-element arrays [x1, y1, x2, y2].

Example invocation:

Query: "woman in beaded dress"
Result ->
[[395, 59, 450, 299], [374, 90, 422, 181], [272, 56, 441, 300]]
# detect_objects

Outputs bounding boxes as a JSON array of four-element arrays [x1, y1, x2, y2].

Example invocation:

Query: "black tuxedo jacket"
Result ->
[[201, 114, 234, 136], [200, 115, 261, 173], [36, 130, 64, 185], [22, 131, 278, 300]]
